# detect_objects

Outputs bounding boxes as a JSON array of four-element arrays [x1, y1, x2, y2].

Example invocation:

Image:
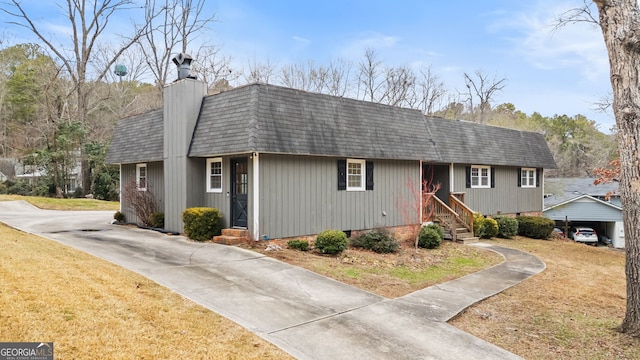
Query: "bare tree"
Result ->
[[138, 0, 217, 88], [418, 66, 447, 115], [242, 58, 276, 84], [2, 0, 149, 192], [463, 70, 507, 124], [322, 58, 352, 97], [94, 45, 161, 119], [381, 65, 416, 107], [191, 45, 235, 92], [357, 48, 384, 102]]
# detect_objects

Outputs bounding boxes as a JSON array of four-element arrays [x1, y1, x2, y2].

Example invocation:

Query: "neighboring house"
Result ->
[[106, 58, 555, 241], [544, 178, 624, 248]]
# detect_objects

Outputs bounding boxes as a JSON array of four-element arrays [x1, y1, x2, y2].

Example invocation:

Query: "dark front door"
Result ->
[[231, 158, 248, 228]]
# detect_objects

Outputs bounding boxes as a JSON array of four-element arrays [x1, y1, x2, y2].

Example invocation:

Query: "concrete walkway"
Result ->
[[0, 201, 545, 359]]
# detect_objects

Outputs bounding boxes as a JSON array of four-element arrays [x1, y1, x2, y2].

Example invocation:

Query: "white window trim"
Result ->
[[206, 157, 223, 193], [471, 165, 491, 189], [136, 163, 147, 191], [521, 167, 536, 188], [347, 159, 366, 191]]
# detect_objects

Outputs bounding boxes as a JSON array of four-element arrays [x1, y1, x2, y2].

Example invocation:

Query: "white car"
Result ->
[[569, 227, 598, 245]]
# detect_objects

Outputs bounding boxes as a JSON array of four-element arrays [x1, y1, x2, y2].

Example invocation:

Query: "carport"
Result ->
[[543, 194, 624, 248]]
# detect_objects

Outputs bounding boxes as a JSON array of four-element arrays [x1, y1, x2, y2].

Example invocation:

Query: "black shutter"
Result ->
[[517, 168, 522, 187], [490, 167, 495, 188], [536, 168, 541, 188], [465, 166, 471, 188], [366, 161, 374, 190], [337, 160, 346, 190]]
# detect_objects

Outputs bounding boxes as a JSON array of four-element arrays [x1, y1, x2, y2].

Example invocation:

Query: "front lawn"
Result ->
[[0, 194, 119, 211], [0, 223, 292, 359]]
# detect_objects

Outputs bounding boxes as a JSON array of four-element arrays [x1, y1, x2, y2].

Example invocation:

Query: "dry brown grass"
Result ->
[[450, 237, 640, 360], [253, 240, 502, 298], [0, 224, 292, 360]]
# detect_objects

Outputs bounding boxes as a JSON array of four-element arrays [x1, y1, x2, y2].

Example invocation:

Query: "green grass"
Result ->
[[0, 194, 119, 211], [389, 255, 490, 284]]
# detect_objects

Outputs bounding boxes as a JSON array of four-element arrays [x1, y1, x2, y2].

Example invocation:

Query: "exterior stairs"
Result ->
[[212, 228, 248, 245], [452, 225, 479, 244]]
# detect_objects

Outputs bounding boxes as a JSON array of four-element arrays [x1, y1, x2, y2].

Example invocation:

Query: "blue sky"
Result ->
[[2, 0, 614, 131]]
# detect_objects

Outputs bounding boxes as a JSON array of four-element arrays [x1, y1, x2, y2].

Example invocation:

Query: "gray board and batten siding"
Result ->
[[451, 164, 543, 215], [162, 80, 208, 232], [119, 162, 164, 225], [257, 154, 420, 239]]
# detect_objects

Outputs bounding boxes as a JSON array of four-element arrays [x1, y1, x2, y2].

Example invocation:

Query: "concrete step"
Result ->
[[456, 236, 479, 244]]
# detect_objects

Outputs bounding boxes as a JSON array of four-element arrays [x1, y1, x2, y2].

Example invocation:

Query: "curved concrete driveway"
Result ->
[[0, 201, 545, 360]]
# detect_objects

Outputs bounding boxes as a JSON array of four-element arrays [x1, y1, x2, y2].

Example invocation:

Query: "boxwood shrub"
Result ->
[[182, 207, 222, 241], [494, 216, 519, 239], [473, 213, 498, 239], [287, 239, 310, 251], [350, 228, 399, 254], [150, 211, 165, 228], [315, 230, 349, 254], [418, 224, 444, 249], [516, 215, 555, 239]]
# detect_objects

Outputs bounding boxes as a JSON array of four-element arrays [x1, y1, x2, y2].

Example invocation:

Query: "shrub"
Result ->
[[113, 211, 125, 223], [150, 212, 165, 228], [473, 212, 485, 237], [481, 218, 499, 239], [122, 179, 158, 227], [287, 239, 309, 251], [350, 228, 400, 254], [182, 207, 223, 241], [315, 230, 349, 255], [495, 216, 519, 239], [7, 179, 35, 196], [72, 186, 84, 198], [418, 224, 444, 249], [516, 215, 555, 239], [473, 213, 498, 239]]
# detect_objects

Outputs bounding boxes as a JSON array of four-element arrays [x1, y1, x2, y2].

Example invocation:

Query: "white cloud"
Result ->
[[292, 36, 311, 44], [493, 0, 608, 82], [338, 32, 401, 59]]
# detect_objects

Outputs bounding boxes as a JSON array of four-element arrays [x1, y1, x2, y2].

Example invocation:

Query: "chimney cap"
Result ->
[[172, 53, 195, 80], [172, 53, 193, 66]]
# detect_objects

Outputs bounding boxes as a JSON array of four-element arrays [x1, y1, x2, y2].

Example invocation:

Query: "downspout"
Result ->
[[119, 164, 123, 212], [449, 163, 454, 193], [419, 160, 423, 224], [252, 152, 260, 241]]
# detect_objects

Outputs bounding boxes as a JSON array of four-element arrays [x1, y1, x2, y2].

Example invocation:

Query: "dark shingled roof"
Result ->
[[105, 109, 163, 164], [425, 117, 556, 168], [188, 84, 440, 160], [106, 83, 556, 169]]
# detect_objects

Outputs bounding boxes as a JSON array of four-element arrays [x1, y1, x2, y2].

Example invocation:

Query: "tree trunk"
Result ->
[[594, 0, 640, 336]]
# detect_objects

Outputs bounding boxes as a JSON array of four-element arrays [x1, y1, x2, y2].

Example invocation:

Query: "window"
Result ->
[[468, 165, 491, 188], [520, 168, 536, 188], [136, 163, 147, 191], [206, 158, 222, 193], [338, 159, 373, 191], [347, 159, 365, 191]]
